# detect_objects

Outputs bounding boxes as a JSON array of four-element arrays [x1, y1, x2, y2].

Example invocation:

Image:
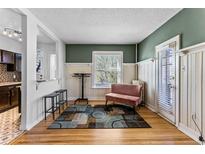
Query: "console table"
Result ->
[[72, 73, 91, 104]]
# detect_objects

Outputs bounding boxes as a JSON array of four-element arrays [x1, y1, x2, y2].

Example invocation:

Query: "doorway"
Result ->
[[0, 8, 23, 144], [155, 35, 180, 124]]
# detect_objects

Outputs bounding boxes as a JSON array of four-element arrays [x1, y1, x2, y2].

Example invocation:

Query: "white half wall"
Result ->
[[65, 63, 136, 100], [137, 58, 156, 111], [20, 9, 65, 130]]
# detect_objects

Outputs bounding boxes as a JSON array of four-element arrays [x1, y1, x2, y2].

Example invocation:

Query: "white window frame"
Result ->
[[155, 35, 180, 126], [92, 51, 123, 88], [49, 54, 57, 80]]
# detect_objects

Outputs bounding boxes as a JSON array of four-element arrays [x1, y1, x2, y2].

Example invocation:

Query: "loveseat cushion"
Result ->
[[106, 93, 141, 106], [111, 84, 141, 97]]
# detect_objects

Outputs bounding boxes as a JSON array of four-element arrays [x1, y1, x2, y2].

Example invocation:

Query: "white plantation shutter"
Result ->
[[158, 43, 176, 117]]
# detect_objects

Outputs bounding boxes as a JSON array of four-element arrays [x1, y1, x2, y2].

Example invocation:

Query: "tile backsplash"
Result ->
[[0, 64, 21, 82]]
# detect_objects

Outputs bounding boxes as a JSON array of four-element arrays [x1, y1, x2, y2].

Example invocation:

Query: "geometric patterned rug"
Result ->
[[48, 104, 151, 129], [0, 107, 23, 145]]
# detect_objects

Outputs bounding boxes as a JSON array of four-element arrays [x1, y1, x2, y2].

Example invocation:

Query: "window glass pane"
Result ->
[[50, 54, 57, 80], [93, 52, 122, 88]]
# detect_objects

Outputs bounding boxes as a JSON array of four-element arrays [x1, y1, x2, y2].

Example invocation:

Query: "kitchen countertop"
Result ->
[[0, 82, 21, 87]]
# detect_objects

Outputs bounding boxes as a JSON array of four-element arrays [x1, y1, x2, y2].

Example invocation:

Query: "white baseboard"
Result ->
[[26, 116, 44, 130], [145, 103, 202, 144], [178, 123, 201, 144], [145, 103, 157, 112]]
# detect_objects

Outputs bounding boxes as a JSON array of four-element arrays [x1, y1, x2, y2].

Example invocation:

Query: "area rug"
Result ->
[[48, 104, 151, 129]]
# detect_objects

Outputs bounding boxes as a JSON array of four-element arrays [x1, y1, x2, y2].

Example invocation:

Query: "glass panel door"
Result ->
[[157, 42, 176, 123]]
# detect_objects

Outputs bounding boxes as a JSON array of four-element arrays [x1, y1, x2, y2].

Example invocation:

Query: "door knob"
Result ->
[[170, 76, 175, 80], [168, 84, 175, 89]]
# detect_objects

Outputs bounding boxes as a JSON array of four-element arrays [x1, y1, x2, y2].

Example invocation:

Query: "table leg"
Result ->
[[52, 98, 55, 119], [44, 97, 47, 120]]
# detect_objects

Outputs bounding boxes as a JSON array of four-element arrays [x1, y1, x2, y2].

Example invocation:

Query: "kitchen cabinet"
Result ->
[[0, 50, 2, 63], [0, 83, 21, 113], [7, 53, 22, 72], [0, 50, 15, 64], [0, 87, 10, 111]]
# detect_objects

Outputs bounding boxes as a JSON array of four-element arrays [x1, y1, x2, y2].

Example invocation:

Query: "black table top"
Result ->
[[72, 73, 91, 77]]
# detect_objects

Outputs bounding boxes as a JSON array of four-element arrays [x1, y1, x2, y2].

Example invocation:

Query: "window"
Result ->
[[92, 51, 123, 88], [49, 54, 57, 80]]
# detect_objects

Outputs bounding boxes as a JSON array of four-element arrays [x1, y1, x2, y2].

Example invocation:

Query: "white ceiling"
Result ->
[[0, 8, 22, 33], [29, 8, 182, 44], [37, 27, 56, 44]]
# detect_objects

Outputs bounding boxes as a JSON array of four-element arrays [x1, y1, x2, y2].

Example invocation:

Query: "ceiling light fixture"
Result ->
[[8, 32, 13, 38], [2, 30, 7, 35], [13, 32, 18, 37], [18, 37, 22, 42], [1, 27, 22, 42]]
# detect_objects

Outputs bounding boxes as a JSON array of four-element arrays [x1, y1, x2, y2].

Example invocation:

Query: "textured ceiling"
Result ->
[[37, 27, 56, 44], [0, 9, 22, 33], [29, 8, 182, 44]]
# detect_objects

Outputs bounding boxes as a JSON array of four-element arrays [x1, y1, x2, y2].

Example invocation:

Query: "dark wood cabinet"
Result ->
[[0, 87, 10, 111], [0, 49, 15, 64], [7, 53, 22, 72], [0, 50, 2, 63], [1, 50, 14, 64], [0, 85, 21, 113]]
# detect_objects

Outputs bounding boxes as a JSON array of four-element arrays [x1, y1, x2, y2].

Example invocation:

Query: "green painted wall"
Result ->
[[138, 8, 205, 61], [66, 44, 136, 63]]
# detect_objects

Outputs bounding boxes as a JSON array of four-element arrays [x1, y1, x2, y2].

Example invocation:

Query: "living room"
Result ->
[[0, 0, 205, 154]]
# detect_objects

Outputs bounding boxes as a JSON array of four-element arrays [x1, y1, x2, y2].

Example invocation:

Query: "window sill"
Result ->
[[36, 79, 59, 83], [92, 86, 111, 89]]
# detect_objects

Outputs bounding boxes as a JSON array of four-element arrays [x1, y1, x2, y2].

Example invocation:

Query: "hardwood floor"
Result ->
[[11, 101, 197, 145]]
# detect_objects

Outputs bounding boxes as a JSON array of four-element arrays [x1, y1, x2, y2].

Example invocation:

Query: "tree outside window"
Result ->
[[92, 51, 123, 88]]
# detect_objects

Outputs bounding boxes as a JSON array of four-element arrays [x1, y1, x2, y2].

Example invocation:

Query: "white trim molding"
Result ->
[[92, 51, 123, 88], [179, 42, 205, 53], [136, 58, 155, 64], [178, 123, 201, 144], [155, 34, 180, 126], [65, 63, 92, 66], [65, 63, 136, 66]]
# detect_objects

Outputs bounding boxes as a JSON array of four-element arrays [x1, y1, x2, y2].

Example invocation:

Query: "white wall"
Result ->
[[19, 9, 65, 130], [65, 63, 136, 100], [137, 58, 156, 111], [0, 8, 22, 53], [0, 35, 22, 53]]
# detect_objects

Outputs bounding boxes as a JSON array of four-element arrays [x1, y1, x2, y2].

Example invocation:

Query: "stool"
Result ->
[[55, 89, 68, 108], [44, 92, 59, 120]]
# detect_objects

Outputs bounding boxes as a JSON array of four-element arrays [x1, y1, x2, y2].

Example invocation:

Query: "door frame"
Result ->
[[155, 35, 180, 126]]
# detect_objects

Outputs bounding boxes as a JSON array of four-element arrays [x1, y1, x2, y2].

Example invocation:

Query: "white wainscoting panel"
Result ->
[[137, 59, 156, 111], [65, 63, 136, 100], [179, 55, 188, 126], [203, 52, 205, 139], [178, 44, 205, 144]]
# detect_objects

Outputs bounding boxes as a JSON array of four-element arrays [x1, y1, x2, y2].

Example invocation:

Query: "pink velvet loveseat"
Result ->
[[105, 84, 142, 110]]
